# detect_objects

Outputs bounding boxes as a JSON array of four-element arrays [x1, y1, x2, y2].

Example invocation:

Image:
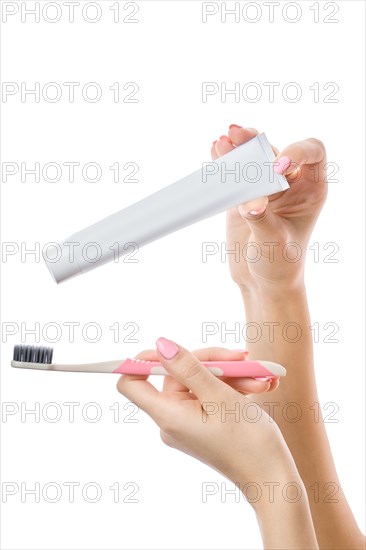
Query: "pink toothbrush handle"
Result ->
[[113, 359, 285, 378]]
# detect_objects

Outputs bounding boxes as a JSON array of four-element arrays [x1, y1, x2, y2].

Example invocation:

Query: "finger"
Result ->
[[239, 196, 268, 217], [156, 337, 227, 402], [225, 124, 272, 217], [166, 347, 248, 392], [163, 375, 189, 392], [228, 124, 278, 156], [225, 377, 271, 393], [215, 135, 234, 157], [192, 348, 274, 393], [117, 348, 169, 420], [116, 374, 163, 421], [211, 141, 219, 160], [267, 377, 280, 392], [134, 349, 158, 361], [274, 138, 327, 183], [237, 199, 279, 243], [227, 125, 258, 147], [237, 138, 327, 227], [133, 349, 188, 392], [192, 347, 248, 362], [117, 349, 158, 383]]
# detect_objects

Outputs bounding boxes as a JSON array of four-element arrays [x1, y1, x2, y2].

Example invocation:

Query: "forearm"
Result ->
[[233, 457, 319, 550], [241, 283, 364, 549], [255, 478, 318, 550], [242, 283, 317, 405]]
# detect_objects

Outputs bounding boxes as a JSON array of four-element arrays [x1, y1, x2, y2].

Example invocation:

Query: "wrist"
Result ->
[[252, 470, 307, 514], [225, 442, 305, 512], [225, 465, 308, 515], [239, 279, 307, 304], [255, 477, 318, 549]]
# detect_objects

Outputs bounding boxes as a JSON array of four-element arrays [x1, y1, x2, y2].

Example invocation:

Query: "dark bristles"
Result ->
[[13, 345, 54, 364]]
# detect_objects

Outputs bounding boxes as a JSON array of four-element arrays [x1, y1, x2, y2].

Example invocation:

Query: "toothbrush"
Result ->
[[11, 345, 286, 378], [43, 133, 289, 283]]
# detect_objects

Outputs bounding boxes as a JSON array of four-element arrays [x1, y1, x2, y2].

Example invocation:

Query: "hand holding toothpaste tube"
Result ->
[[212, 126, 328, 291]]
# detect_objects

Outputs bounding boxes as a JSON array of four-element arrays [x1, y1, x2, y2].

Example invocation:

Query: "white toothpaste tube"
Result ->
[[43, 133, 288, 283]]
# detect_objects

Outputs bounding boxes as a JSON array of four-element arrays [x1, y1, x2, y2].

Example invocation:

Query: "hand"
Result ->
[[124, 346, 280, 394], [117, 338, 295, 507], [211, 126, 328, 291]]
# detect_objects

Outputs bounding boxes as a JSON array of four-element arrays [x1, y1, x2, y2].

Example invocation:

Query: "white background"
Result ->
[[1, 1, 365, 549]]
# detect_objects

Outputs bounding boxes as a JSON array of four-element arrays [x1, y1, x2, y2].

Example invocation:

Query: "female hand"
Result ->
[[212, 126, 328, 290], [117, 337, 296, 506]]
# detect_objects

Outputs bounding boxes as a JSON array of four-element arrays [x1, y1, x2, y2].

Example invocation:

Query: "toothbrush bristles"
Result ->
[[13, 345, 54, 364]]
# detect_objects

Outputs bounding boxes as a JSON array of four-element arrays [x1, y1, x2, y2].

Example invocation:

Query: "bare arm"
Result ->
[[242, 283, 364, 549], [212, 125, 365, 548]]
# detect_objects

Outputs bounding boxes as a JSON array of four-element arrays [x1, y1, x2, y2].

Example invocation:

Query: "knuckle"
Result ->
[[134, 349, 154, 360], [308, 136, 324, 148], [179, 356, 203, 382], [308, 137, 326, 156], [116, 377, 124, 394], [159, 418, 178, 437], [160, 430, 176, 448]]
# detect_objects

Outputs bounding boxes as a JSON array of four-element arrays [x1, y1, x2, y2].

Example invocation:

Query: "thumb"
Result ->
[[156, 337, 224, 402]]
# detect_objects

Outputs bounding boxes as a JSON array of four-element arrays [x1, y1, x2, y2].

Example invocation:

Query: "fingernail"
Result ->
[[254, 377, 272, 381], [229, 124, 242, 130], [274, 156, 291, 174], [249, 206, 266, 216], [156, 337, 179, 360], [233, 349, 248, 354], [212, 140, 218, 145]]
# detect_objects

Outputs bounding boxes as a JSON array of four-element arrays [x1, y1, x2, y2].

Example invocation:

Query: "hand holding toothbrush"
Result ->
[[117, 338, 292, 493], [117, 337, 318, 549]]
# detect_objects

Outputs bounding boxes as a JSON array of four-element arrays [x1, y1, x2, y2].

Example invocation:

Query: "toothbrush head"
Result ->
[[13, 344, 54, 365]]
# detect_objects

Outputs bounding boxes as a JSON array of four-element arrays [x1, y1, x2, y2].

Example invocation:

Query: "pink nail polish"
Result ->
[[249, 206, 266, 216], [229, 124, 242, 130], [219, 135, 231, 141], [273, 156, 291, 175], [156, 337, 179, 359]]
